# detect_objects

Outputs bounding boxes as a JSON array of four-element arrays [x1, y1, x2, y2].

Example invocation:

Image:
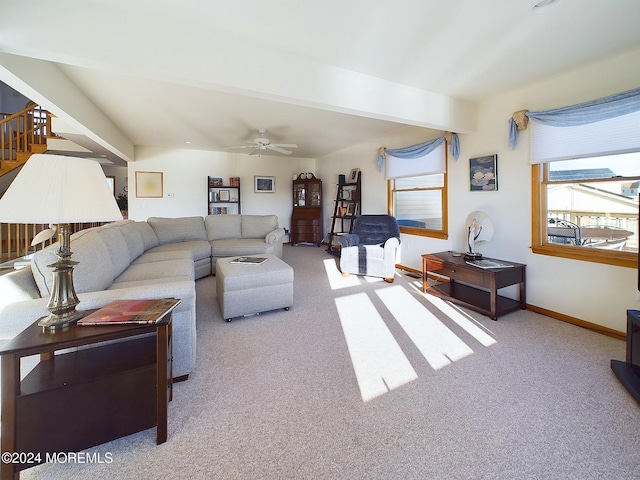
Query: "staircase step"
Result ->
[[31, 144, 48, 154]]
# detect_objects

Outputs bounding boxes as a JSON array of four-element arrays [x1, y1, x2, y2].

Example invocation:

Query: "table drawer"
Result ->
[[427, 258, 485, 285]]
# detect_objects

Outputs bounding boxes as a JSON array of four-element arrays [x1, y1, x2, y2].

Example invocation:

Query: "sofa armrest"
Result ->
[[338, 234, 360, 247], [265, 227, 286, 245]]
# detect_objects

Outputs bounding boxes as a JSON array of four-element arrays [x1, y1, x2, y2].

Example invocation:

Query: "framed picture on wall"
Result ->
[[135, 171, 163, 198], [469, 154, 498, 191], [254, 176, 275, 193]]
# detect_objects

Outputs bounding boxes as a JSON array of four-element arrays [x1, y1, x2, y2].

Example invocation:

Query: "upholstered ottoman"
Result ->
[[216, 254, 294, 321]]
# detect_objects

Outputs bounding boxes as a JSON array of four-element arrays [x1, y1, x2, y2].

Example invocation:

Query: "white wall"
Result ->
[[126, 48, 640, 333], [127, 146, 314, 232], [316, 48, 640, 333]]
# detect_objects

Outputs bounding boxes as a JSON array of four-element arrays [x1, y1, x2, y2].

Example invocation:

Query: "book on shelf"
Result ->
[[77, 298, 181, 326], [465, 259, 514, 269], [230, 256, 268, 265]]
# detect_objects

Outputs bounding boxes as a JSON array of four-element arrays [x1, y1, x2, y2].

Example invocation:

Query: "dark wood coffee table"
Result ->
[[0, 298, 178, 479], [422, 252, 526, 320]]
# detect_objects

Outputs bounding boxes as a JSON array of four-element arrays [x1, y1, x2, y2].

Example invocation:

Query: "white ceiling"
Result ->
[[1, 0, 640, 164]]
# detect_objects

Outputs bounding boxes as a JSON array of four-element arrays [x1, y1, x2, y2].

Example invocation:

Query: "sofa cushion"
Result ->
[[94, 226, 131, 279], [31, 230, 114, 297], [134, 222, 160, 250], [148, 216, 207, 245], [241, 215, 278, 238], [205, 214, 242, 240], [118, 222, 145, 261], [145, 241, 211, 261], [210, 238, 275, 257], [112, 258, 195, 284], [132, 250, 193, 265]]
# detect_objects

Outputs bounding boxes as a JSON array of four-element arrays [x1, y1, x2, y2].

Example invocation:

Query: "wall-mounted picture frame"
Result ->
[[349, 168, 360, 182], [218, 190, 230, 202], [135, 171, 163, 198], [469, 154, 498, 191], [255, 176, 275, 193]]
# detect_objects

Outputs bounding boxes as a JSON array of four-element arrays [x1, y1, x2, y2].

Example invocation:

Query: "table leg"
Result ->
[[156, 322, 169, 445], [489, 275, 498, 320], [1, 354, 20, 480]]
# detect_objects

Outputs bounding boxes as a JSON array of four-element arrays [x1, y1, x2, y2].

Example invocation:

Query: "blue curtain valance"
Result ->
[[508, 87, 640, 149], [377, 133, 459, 172]]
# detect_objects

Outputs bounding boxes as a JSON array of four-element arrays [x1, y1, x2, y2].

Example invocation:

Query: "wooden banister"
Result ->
[[0, 102, 52, 174], [0, 222, 106, 262]]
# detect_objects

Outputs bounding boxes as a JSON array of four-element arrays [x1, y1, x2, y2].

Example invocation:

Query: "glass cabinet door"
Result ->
[[308, 183, 321, 207], [294, 184, 306, 206]]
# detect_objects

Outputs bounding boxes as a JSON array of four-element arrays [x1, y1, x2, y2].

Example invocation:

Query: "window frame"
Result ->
[[531, 162, 639, 268], [387, 170, 448, 240]]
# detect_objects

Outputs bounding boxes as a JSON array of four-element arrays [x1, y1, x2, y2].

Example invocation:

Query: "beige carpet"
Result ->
[[24, 245, 640, 479]]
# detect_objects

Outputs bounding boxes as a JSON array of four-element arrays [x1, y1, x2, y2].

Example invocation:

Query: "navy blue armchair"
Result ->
[[338, 214, 400, 283]]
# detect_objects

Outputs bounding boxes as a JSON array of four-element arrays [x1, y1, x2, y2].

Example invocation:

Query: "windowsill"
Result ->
[[531, 244, 636, 268], [399, 226, 448, 240]]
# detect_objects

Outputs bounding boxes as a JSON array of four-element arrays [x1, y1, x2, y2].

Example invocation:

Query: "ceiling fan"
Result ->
[[225, 129, 298, 156]]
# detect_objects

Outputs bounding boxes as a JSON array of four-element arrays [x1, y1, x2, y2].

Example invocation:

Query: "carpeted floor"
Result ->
[[24, 245, 640, 479]]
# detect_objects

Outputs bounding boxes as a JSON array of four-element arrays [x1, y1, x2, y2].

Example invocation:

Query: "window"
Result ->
[[533, 152, 640, 267], [386, 140, 448, 239]]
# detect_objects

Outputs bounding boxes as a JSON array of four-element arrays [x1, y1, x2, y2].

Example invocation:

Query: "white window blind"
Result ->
[[529, 110, 640, 164], [384, 142, 446, 180]]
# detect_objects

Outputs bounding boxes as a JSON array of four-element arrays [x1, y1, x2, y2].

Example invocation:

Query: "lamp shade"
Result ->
[[0, 154, 123, 223]]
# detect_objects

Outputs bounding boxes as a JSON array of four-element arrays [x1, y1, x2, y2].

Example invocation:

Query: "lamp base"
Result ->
[[40, 223, 83, 331], [464, 252, 483, 260], [38, 309, 84, 331]]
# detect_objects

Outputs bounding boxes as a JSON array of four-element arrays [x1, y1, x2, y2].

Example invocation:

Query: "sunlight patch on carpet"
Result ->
[[336, 292, 417, 402], [377, 286, 474, 370], [323, 259, 361, 290], [410, 284, 498, 347]]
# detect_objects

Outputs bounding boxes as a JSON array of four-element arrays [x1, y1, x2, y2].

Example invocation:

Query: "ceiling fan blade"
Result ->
[[224, 145, 251, 150], [271, 143, 298, 148], [267, 145, 292, 155], [249, 149, 261, 156]]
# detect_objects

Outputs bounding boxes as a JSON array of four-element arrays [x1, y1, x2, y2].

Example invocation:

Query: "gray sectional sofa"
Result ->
[[0, 214, 285, 379]]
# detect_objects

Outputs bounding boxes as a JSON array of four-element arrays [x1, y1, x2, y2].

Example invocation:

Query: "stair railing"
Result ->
[[1, 103, 51, 170], [0, 222, 106, 264]]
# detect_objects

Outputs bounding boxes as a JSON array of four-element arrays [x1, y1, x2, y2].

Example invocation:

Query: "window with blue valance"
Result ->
[[377, 133, 460, 177], [508, 87, 640, 159]]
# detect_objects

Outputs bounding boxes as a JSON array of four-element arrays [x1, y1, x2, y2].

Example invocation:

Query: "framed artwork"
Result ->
[[218, 190, 230, 201], [255, 176, 275, 193], [135, 171, 163, 198], [349, 168, 360, 182], [347, 203, 356, 216], [470, 155, 498, 191]]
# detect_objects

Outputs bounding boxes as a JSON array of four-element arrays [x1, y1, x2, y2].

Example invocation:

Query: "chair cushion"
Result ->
[[352, 215, 400, 245]]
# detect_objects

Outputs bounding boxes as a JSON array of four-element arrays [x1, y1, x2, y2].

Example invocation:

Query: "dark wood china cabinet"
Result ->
[[291, 173, 322, 246]]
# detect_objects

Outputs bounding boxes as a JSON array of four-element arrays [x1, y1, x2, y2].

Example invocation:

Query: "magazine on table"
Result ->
[[77, 298, 181, 326], [465, 259, 514, 269], [230, 256, 268, 265]]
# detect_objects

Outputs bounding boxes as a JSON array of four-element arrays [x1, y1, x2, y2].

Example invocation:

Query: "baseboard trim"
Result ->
[[526, 304, 625, 341], [396, 263, 625, 341]]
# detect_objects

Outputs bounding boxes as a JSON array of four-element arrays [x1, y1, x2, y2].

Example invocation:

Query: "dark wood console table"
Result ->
[[422, 252, 526, 320], [0, 299, 177, 479]]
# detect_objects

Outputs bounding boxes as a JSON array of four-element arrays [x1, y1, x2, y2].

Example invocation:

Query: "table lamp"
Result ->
[[0, 154, 123, 330]]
